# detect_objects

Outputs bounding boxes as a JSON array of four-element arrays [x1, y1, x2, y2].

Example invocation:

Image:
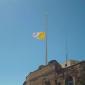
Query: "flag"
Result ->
[[32, 32, 45, 40]]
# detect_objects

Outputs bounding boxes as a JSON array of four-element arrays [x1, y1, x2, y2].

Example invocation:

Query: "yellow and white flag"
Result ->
[[32, 32, 45, 40]]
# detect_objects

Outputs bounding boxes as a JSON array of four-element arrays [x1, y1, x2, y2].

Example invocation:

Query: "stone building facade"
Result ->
[[23, 60, 85, 85]]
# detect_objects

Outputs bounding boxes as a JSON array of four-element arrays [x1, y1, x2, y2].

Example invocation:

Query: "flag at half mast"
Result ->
[[32, 32, 45, 40]]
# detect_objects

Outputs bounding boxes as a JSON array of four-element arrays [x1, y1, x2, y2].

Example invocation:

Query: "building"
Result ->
[[23, 60, 85, 85]]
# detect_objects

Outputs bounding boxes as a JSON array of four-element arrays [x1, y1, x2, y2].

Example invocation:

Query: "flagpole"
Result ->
[[45, 13, 48, 65], [65, 31, 69, 84], [65, 37, 68, 67]]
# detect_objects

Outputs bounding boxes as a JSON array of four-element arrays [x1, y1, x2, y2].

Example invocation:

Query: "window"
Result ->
[[57, 82, 61, 85], [55, 80, 61, 85], [55, 80, 57, 85], [45, 81, 51, 85], [65, 76, 74, 85]]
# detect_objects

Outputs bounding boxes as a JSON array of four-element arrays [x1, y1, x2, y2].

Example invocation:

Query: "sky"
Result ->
[[0, 0, 85, 85]]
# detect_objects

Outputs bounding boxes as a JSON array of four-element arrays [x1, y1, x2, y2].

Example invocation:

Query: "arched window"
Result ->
[[65, 76, 74, 85]]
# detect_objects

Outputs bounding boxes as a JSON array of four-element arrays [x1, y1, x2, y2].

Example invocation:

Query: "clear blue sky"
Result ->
[[0, 0, 85, 85]]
